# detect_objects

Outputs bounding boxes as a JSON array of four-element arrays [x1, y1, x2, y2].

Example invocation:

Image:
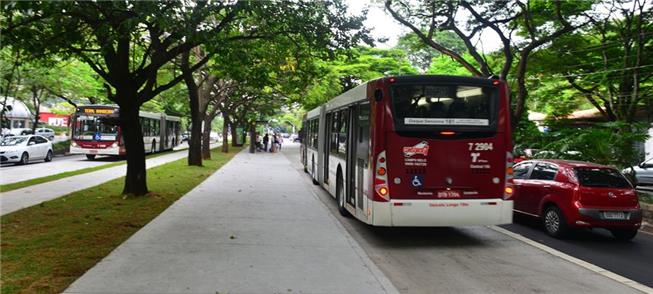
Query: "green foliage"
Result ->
[[397, 31, 466, 72], [531, 121, 649, 169], [300, 46, 417, 110]]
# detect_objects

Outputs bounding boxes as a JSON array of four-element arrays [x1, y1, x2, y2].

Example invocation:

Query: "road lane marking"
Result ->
[[489, 225, 653, 294]]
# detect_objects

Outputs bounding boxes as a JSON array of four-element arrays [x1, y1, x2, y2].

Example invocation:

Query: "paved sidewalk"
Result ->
[[64, 150, 398, 294], [0, 144, 218, 216]]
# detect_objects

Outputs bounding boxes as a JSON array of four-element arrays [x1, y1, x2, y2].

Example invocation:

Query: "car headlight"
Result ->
[[71, 141, 78, 147]]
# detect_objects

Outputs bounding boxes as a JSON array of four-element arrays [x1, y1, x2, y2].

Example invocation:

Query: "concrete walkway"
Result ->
[[64, 149, 398, 294], [0, 143, 218, 216]]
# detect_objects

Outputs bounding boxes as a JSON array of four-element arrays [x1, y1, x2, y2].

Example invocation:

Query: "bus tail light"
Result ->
[[503, 151, 514, 200], [374, 150, 390, 202]]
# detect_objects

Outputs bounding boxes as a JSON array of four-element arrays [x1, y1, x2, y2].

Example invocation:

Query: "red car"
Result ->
[[512, 159, 642, 240]]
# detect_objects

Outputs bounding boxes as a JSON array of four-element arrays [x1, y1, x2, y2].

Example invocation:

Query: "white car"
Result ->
[[35, 128, 55, 141], [0, 135, 53, 165]]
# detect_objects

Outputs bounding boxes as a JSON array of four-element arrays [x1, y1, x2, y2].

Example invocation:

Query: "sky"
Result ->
[[345, 0, 503, 52]]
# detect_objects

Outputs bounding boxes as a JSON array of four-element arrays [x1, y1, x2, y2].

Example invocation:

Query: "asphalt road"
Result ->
[[502, 214, 653, 287], [280, 143, 643, 294], [0, 154, 119, 185]]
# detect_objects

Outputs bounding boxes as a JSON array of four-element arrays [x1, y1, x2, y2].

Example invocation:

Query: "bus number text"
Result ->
[[468, 142, 493, 151]]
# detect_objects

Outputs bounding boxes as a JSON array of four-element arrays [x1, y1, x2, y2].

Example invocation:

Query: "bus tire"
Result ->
[[86, 154, 96, 160], [336, 173, 350, 217]]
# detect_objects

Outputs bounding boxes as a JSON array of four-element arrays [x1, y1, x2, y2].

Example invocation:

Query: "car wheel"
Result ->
[[44, 150, 53, 162], [543, 205, 568, 238], [610, 229, 638, 241], [336, 175, 350, 217], [19, 152, 29, 165], [86, 154, 96, 160]]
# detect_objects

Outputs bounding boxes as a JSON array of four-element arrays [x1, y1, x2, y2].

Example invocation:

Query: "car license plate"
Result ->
[[90, 150, 98, 154], [437, 190, 461, 198], [603, 211, 626, 220]]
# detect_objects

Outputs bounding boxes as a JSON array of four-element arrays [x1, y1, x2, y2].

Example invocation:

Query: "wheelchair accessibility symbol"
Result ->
[[411, 175, 424, 188]]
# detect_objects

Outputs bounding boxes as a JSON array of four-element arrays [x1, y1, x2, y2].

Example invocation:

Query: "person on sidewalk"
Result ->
[[263, 133, 269, 152]]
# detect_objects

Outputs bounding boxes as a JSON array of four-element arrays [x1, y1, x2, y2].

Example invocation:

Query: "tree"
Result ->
[[533, 0, 652, 123], [300, 47, 417, 110], [397, 31, 466, 72], [384, 0, 592, 125], [4, 1, 250, 195]]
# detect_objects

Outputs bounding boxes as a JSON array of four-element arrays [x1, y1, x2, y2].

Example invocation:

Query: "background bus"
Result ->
[[302, 75, 514, 226], [70, 105, 181, 160]]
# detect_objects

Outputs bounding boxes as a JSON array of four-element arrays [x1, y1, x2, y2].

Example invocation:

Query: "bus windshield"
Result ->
[[72, 115, 119, 141], [391, 84, 496, 131]]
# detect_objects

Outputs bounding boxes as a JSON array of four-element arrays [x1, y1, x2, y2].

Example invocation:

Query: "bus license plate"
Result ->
[[603, 211, 626, 220], [90, 150, 98, 154], [437, 190, 461, 198]]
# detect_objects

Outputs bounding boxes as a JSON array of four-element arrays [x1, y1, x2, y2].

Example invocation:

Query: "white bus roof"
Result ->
[[305, 82, 368, 120]]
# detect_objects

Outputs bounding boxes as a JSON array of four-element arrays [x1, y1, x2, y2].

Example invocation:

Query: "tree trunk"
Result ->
[[182, 52, 203, 167], [118, 99, 148, 195], [230, 123, 239, 147], [221, 115, 229, 153], [249, 122, 256, 153], [201, 115, 212, 159]]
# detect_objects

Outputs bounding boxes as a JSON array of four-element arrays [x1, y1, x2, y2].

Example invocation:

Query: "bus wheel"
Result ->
[[336, 175, 350, 217], [86, 154, 96, 160]]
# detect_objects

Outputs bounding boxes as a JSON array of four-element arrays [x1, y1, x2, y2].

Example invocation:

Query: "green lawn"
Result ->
[[0, 150, 177, 192], [0, 147, 242, 294]]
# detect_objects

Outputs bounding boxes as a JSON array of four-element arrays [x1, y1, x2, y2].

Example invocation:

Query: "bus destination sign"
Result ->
[[82, 108, 116, 115]]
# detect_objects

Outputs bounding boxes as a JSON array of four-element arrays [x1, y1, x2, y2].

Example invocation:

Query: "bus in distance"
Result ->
[[70, 105, 181, 160], [302, 75, 514, 226]]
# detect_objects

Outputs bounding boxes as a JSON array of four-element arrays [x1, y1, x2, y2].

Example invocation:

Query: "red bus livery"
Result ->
[[302, 75, 514, 226], [70, 105, 181, 160]]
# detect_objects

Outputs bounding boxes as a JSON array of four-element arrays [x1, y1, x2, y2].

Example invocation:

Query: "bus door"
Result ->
[[348, 103, 370, 211], [356, 103, 371, 212], [324, 112, 332, 185]]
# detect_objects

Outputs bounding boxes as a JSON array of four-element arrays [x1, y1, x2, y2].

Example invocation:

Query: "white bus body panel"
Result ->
[[368, 199, 513, 227]]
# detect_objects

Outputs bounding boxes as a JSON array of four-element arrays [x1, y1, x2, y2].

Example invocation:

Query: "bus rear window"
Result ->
[[574, 168, 632, 189], [391, 84, 496, 130]]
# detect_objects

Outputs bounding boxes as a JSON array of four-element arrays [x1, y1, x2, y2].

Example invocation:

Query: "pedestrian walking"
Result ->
[[263, 134, 269, 152]]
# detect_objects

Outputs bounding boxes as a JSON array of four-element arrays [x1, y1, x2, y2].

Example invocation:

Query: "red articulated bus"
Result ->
[[70, 105, 181, 160], [302, 75, 514, 226]]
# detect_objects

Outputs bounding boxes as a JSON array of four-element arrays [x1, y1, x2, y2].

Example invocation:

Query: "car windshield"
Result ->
[[1, 136, 28, 146], [574, 167, 631, 188]]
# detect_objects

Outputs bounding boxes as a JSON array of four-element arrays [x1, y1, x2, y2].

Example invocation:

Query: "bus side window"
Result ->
[[330, 111, 338, 154], [338, 109, 349, 156]]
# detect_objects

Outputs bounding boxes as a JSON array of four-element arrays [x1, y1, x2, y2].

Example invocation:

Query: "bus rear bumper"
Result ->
[[69, 146, 121, 156], [372, 198, 513, 227]]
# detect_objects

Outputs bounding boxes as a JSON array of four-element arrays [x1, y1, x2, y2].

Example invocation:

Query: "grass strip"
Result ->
[[0, 149, 179, 193], [0, 146, 243, 294]]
